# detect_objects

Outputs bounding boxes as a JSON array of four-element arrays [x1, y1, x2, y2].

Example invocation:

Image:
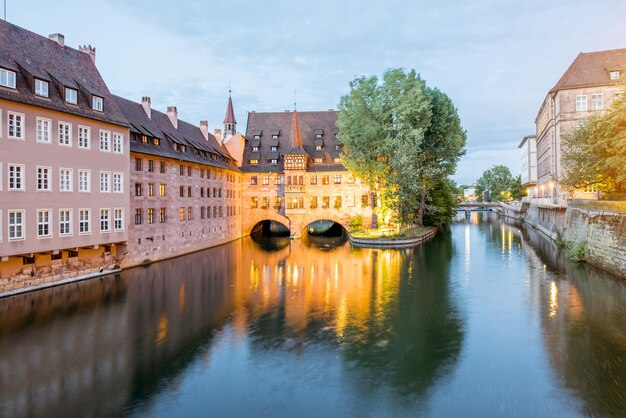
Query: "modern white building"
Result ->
[[518, 135, 537, 197]]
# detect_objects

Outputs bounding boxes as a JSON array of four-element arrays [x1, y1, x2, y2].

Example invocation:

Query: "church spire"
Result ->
[[289, 105, 306, 154], [223, 86, 236, 140]]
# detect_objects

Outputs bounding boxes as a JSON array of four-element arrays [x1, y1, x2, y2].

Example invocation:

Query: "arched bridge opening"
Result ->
[[250, 220, 291, 250], [302, 219, 348, 249]]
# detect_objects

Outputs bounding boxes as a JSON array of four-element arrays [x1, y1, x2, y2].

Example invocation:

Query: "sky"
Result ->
[[5, 0, 626, 184]]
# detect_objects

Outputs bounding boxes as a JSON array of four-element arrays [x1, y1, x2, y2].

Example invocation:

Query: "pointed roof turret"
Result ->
[[287, 106, 307, 155], [223, 89, 237, 124]]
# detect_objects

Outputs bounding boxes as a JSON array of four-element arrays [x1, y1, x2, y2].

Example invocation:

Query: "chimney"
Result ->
[[79, 45, 96, 63], [167, 106, 178, 129], [214, 129, 223, 144], [141, 96, 151, 119], [199, 120, 209, 140], [49, 33, 65, 47]]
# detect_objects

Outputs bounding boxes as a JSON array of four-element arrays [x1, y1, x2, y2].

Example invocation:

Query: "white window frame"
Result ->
[[100, 208, 110, 232], [100, 171, 110, 193], [575, 95, 587, 112], [8, 111, 25, 140], [79, 209, 91, 235], [610, 71, 620, 80], [79, 169, 91, 192], [78, 125, 91, 149], [8, 164, 25, 190], [0, 68, 16, 88], [59, 208, 72, 236], [58, 122, 72, 147], [59, 168, 73, 192], [92, 95, 103, 111], [37, 209, 52, 239], [114, 208, 124, 231], [112, 132, 123, 154], [34, 79, 49, 97], [591, 93, 603, 110], [99, 130, 111, 152], [113, 172, 123, 193], [65, 87, 78, 104], [36, 117, 52, 143], [8, 209, 25, 240], [36, 166, 52, 191]]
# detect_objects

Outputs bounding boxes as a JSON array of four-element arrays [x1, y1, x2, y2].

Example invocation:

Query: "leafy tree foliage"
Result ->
[[475, 165, 517, 201], [561, 92, 626, 194], [337, 69, 466, 227]]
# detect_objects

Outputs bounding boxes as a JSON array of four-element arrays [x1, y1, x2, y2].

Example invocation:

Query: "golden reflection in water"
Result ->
[[568, 285, 584, 321], [501, 225, 506, 255], [549, 281, 558, 318], [178, 282, 186, 312], [156, 313, 168, 345], [508, 230, 513, 257], [471, 211, 479, 224]]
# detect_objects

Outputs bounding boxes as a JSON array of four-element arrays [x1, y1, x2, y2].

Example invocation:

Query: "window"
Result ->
[[188, 207, 193, 220], [8, 210, 24, 240], [274, 196, 282, 209], [100, 209, 110, 232], [65, 88, 78, 104], [250, 197, 258, 208], [591, 94, 603, 110], [135, 158, 142, 171], [8, 112, 24, 139], [37, 167, 51, 191], [179, 164, 184, 175], [100, 172, 110, 193], [252, 146, 259, 152], [92, 95, 103, 111], [159, 184, 167, 196], [315, 145, 322, 151], [361, 194, 370, 207], [37, 209, 51, 238], [335, 144, 343, 151], [334, 175, 341, 184], [287, 197, 304, 209], [262, 196, 269, 209], [576, 95, 587, 112], [78, 126, 90, 148], [275, 175, 282, 185], [112, 133, 123, 153], [251, 176, 258, 185], [201, 188, 205, 198], [314, 158, 323, 164], [610, 71, 620, 80], [135, 183, 143, 196], [0, 68, 16, 88], [179, 185, 185, 197], [262, 175, 270, 185], [37, 118, 51, 143], [35, 79, 49, 97], [160, 162, 166, 173], [159, 208, 167, 223], [334, 157, 342, 163], [8, 164, 24, 190], [322, 175, 329, 185], [249, 159, 258, 164], [135, 209, 142, 225], [154, 137, 161, 146], [270, 159, 278, 164], [58, 122, 71, 146], [79, 170, 91, 192], [147, 208, 155, 224], [201, 206, 206, 219], [310, 196, 318, 209], [141, 135, 148, 143], [114, 208, 124, 230], [99, 130, 110, 151], [59, 168, 72, 192], [59, 209, 72, 236], [147, 183, 154, 196], [270, 146, 278, 151], [310, 175, 318, 185], [322, 196, 330, 208], [179, 207, 185, 221], [113, 173, 123, 193], [187, 166, 192, 177], [334, 196, 342, 209], [188, 186, 192, 197], [148, 160, 154, 172], [272, 134, 278, 139], [79, 209, 91, 234]]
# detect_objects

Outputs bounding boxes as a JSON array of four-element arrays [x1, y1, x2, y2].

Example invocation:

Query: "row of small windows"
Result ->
[[0, 111, 123, 151], [248, 156, 342, 165], [250, 144, 342, 152], [0, 208, 123, 241], [131, 132, 227, 163], [2, 164, 124, 193], [249, 194, 371, 210], [250, 174, 353, 186], [134, 205, 237, 224], [132, 158, 238, 183], [0, 67, 104, 111], [573, 93, 623, 112]]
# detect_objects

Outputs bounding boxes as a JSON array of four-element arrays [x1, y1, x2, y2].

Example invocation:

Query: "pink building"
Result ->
[[0, 21, 130, 289]]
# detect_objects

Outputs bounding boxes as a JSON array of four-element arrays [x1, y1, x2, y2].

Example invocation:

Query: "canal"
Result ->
[[0, 213, 624, 417]]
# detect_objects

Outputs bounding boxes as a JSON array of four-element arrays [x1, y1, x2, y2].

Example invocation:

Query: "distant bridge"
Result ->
[[456, 202, 502, 213]]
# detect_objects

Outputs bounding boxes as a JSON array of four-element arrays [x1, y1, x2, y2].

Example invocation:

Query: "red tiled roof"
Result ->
[[0, 20, 128, 127], [550, 48, 626, 93]]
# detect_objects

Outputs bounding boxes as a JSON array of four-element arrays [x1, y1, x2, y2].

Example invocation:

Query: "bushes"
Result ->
[[566, 241, 587, 263], [348, 215, 364, 233]]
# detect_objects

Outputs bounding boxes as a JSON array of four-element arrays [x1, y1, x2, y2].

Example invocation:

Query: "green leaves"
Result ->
[[475, 165, 519, 202], [338, 68, 466, 227]]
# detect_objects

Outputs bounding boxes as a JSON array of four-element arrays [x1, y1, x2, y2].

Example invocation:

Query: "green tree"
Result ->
[[337, 69, 466, 228], [475, 165, 514, 201], [510, 175, 525, 200], [561, 92, 626, 194]]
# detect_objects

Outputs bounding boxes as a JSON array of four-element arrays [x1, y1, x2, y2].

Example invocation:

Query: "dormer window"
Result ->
[[249, 159, 258, 164], [314, 158, 323, 164], [270, 159, 278, 164], [272, 134, 278, 139], [270, 146, 278, 151], [141, 135, 149, 143], [173, 143, 179, 151], [252, 146, 259, 152], [180, 145, 187, 152], [153, 138, 160, 146], [315, 145, 322, 151], [334, 157, 342, 163], [65, 87, 78, 104], [0, 68, 16, 88], [334, 144, 343, 151], [610, 71, 620, 80], [316, 134, 322, 138], [34, 79, 49, 97], [254, 135, 261, 139], [92, 95, 103, 111]]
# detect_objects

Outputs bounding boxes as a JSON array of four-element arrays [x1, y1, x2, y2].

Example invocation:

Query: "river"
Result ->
[[0, 212, 624, 417]]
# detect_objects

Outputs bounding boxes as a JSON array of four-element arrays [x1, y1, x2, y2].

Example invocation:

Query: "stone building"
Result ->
[[0, 21, 130, 289], [534, 48, 625, 201], [113, 95, 242, 266], [234, 108, 375, 237], [518, 135, 537, 196]]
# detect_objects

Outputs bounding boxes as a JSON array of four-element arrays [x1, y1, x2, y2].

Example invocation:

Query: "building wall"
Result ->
[[124, 152, 242, 265], [0, 99, 130, 283]]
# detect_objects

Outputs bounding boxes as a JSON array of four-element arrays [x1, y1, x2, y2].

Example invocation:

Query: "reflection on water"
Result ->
[[0, 212, 624, 417]]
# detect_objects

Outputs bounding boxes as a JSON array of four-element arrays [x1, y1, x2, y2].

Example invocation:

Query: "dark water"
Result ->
[[0, 213, 625, 417]]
